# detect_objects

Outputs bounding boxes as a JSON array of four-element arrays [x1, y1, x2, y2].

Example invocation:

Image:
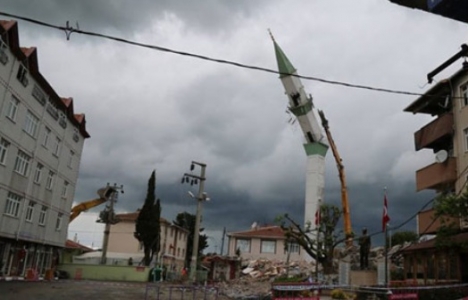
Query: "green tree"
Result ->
[[134, 170, 161, 266], [389, 231, 418, 247], [433, 189, 468, 250], [173, 212, 208, 268], [277, 204, 345, 274]]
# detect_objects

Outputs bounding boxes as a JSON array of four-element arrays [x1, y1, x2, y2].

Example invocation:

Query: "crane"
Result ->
[[69, 186, 116, 223], [318, 110, 353, 246]]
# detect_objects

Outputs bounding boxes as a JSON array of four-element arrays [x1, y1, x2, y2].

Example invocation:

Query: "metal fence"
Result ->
[[145, 284, 219, 300]]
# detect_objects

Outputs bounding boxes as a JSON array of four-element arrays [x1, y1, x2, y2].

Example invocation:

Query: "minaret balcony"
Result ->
[[289, 98, 312, 117], [414, 112, 453, 151], [415, 157, 456, 191]]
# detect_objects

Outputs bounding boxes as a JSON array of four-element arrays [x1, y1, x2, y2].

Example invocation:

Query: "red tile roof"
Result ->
[[116, 211, 169, 224], [228, 226, 286, 239], [403, 232, 468, 252], [20, 47, 36, 57], [61, 97, 73, 107], [0, 20, 15, 31], [74, 114, 85, 124], [65, 239, 93, 252], [0, 20, 90, 139]]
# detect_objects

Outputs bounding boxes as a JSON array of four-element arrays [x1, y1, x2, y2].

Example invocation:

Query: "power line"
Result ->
[[0, 10, 449, 99]]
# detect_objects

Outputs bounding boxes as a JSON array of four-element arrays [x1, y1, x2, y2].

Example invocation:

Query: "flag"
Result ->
[[315, 207, 321, 226], [382, 195, 390, 231]]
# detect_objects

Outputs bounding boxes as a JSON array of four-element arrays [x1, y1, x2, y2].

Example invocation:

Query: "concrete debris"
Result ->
[[217, 244, 409, 298]]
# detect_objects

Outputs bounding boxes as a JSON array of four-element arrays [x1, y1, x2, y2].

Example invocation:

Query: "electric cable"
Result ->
[[0, 10, 459, 99]]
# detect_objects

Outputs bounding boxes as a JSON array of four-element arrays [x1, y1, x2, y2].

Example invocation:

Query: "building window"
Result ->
[[177, 248, 180, 257], [23, 110, 39, 137], [46, 171, 55, 190], [462, 84, 468, 107], [236, 239, 251, 253], [53, 137, 61, 156], [261, 240, 276, 254], [32, 84, 47, 106], [73, 129, 80, 143], [61, 181, 69, 198], [14, 150, 31, 176], [285, 242, 300, 254], [0, 138, 9, 165], [170, 228, 174, 237], [68, 150, 74, 168], [39, 206, 47, 226], [5, 95, 19, 121], [25, 201, 35, 222], [56, 213, 63, 230], [0, 39, 8, 65], [17, 64, 29, 87], [4, 192, 22, 217], [33, 163, 43, 183], [42, 127, 51, 148], [465, 128, 468, 152]]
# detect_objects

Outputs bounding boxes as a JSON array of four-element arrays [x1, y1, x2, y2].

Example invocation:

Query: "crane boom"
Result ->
[[318, 110, 353, 245], [69, 198, 107, 223], [69, 186, 116, 223]]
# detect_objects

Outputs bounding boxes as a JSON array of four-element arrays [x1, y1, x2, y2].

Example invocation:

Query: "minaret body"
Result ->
[[273, 39, 328, 246]]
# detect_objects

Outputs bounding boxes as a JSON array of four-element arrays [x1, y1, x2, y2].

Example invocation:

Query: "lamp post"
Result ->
[[181, 161, 208, 282]]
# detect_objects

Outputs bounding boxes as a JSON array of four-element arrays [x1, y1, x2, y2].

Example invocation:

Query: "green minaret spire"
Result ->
[[270, 30, 296, 78]]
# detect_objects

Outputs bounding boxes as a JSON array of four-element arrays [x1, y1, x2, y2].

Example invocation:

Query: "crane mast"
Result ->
[[318, 110, 353, 246]]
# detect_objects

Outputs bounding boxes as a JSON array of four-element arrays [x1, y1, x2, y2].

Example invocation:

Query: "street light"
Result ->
[[181, 161, 208, 282]]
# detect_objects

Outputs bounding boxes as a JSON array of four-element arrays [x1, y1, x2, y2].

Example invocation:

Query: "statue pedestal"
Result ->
[[350, 270, 377, 286]]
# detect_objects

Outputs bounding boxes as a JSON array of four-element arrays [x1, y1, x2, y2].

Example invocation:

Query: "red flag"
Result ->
[[315, 207, 321, 226], [382, 195, 390, 231]]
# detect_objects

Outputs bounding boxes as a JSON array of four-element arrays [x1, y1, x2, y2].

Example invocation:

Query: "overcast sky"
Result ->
[[2, 0, 466, 252]]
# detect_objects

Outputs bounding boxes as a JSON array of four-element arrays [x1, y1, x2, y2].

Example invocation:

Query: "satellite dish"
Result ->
[[435, 150, 448, 163], [251, 222, 258, 229]]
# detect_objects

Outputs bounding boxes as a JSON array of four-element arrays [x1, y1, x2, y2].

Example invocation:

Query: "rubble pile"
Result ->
[[216, 244, 412, 298], [241, 258, 316, 280], [217, 259, 316, 299]]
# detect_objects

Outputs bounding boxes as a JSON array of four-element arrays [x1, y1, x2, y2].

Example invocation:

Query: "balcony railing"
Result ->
[[414, 112, 453, 151], [416, 157, 456, 191]]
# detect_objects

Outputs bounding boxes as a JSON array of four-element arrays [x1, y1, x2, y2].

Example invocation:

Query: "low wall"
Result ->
[[58, 264, 151, 282], [350, 270, 377, 286]]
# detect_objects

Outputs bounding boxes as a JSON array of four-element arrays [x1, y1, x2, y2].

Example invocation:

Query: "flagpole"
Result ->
[[315, 199, 321, 282], [384, 187, 388, 288]]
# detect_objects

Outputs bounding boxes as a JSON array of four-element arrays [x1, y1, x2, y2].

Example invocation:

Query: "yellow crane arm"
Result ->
[[318, 110, 353, 244], [69, 186, 117, 223], [69, 197, 107, 223]]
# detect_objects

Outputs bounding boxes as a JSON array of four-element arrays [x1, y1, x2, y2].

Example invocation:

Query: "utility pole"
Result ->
[[181, 161, 208, 282], [98, 183, 124, 265], [220, 227, 226, 256]]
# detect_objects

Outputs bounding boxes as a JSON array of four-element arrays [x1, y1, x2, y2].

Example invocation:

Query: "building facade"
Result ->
[[404, 63, 468, 234], [227, 225, 303, 262], [403, 63, 468, 284], [107, 211, 188, 270], [0, 20, 89, 277]]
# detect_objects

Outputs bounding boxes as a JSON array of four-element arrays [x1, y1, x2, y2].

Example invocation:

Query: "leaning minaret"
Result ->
[[272, 35, 328, 244]]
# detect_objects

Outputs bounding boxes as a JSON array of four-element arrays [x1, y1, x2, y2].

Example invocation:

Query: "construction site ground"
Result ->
[[0, 279, 334, 300]]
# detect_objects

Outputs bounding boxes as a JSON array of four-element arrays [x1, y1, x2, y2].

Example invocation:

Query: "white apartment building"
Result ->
[[0, 20, 89, 277]]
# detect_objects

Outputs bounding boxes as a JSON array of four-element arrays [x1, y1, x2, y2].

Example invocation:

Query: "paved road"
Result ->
[[0, 280, 150, 300], [0, 280, 336, 300]]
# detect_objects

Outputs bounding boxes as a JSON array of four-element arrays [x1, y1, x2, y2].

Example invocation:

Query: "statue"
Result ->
[[358, 228, 371, 270]]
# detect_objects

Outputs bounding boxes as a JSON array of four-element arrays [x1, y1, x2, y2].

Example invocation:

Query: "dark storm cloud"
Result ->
[[1, 0, 268, 35], [13, 1, 463, 250]]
